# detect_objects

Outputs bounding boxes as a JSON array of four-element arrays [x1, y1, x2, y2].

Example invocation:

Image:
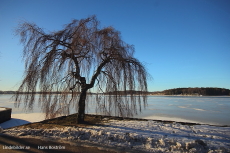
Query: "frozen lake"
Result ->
[[137, 96, 230, 126], [0, 94, 229, 126]]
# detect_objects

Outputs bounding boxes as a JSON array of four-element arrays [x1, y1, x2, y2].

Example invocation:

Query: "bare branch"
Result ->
[[14, 15, 149, 120]]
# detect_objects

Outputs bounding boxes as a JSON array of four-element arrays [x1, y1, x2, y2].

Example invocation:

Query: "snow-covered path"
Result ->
[[2, 119, 230, 152]]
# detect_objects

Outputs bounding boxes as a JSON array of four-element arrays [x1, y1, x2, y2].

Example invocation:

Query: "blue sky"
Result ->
[[0, 0, 230, 92]]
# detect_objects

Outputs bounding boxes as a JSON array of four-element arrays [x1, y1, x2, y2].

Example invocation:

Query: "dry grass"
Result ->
[[14, 113, 207, 130], [17, 114, 104, 129]]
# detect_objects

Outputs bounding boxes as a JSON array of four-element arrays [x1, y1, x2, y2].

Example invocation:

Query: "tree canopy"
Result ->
[[14, 16, 149, 122]]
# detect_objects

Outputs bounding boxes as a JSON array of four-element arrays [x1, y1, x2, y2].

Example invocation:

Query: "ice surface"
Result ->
[[142, 116, 201, 124], [0, 113, 45, 129], [1, 95, 230, 125], [11, 113, 45, 122]]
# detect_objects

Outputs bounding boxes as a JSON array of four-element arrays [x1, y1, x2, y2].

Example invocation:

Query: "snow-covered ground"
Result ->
[[1, 117, 230, 152]]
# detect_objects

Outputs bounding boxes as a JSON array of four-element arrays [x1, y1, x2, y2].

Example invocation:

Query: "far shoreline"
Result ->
[[1, 87, 230, 96]]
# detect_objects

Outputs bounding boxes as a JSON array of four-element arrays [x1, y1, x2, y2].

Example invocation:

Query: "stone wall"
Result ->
[[0, 107, 12, 123]]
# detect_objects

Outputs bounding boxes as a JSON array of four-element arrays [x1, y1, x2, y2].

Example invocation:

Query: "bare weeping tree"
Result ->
[[14, 16, 148, 123]]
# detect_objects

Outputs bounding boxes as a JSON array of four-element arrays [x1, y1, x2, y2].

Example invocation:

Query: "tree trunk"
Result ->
[[77, 77, 87, 123], [77, 90, 87, 123]]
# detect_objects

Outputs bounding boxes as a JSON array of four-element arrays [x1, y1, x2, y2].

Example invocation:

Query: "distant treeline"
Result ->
[[0, 91, 15, 94], [1, 90, 150, 95], [105, 90, 149, 95], [163, 87, 230, 96], [1, 90, 149, 95], [0, 91, 84, 94], [1, 88, 229, 96]]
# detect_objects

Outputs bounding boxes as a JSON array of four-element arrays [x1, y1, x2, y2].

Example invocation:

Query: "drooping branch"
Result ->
[[14, 15, 149, 120], [88, 58, 111, 89], [61, 51, 81, 80]]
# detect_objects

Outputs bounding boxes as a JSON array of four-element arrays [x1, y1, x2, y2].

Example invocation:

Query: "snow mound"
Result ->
[[3, 120, 230, 152]]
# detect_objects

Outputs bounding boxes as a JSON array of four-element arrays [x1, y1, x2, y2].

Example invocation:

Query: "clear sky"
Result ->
[[0, 0, 230, 92]]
